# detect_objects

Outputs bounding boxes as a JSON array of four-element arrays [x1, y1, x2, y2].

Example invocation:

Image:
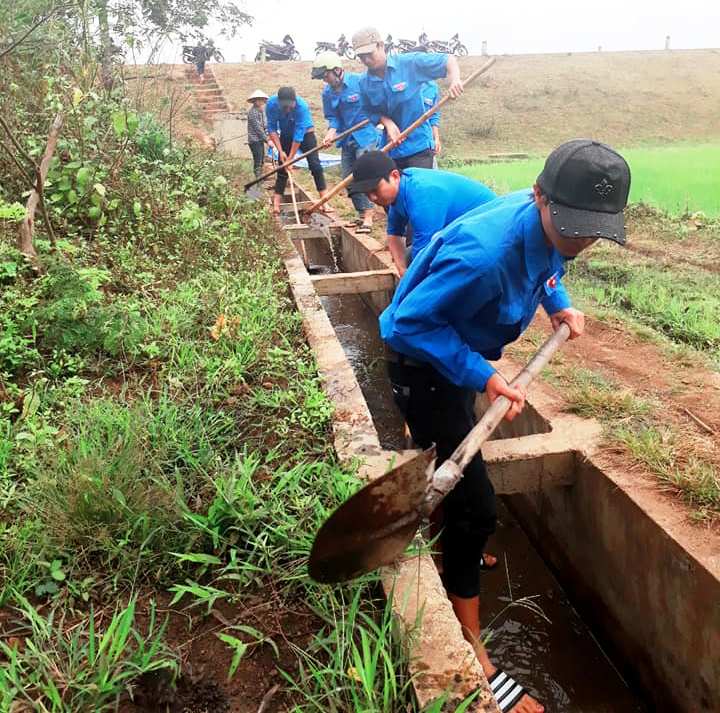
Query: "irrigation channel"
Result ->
[[234, 147, 719, 710], [292, 210, 646, 711]]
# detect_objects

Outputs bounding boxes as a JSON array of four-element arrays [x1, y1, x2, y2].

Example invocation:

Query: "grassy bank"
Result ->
[[454, 143, 720, 217], [0, 75, 430, 710]]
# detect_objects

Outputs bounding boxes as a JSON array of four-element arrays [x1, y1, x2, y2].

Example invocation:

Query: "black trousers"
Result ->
[[394, 148, 435, 170], [388, 360, 497, 598], [274, 131, 327, 195], [248, 141, 265, 178]]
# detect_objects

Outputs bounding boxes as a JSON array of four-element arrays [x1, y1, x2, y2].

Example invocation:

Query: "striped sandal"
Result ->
[[488, 669, 530, 712]]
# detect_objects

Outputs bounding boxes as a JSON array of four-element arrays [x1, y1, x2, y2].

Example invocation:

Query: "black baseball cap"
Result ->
[[537, 139, 631, 244], [277, 86, 296, 108], [348, 151, 397, 196]]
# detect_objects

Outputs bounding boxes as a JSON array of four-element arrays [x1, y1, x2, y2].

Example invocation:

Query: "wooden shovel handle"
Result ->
[[454, 323, 570, 471]]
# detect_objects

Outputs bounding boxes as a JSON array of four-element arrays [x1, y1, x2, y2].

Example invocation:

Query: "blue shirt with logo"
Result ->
[[387, 168, 497, 257], [322, 72, 380, 148], [266, 94, 314, 143], [380, 193, 572, 391], [360, 52, 448, 159]]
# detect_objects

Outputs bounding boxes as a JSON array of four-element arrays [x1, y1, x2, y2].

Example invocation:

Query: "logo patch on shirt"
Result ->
[[347, 93, 359, 102], [544, 272, 559, 294], [392, 81, 407, 91]]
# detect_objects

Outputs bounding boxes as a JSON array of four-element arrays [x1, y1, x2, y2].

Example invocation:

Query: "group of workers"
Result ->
[[246, 26, 631, 713]]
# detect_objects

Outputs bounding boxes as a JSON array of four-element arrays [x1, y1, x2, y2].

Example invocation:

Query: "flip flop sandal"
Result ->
[[488, 670, 529, 712], [479, 553, 498, 571]]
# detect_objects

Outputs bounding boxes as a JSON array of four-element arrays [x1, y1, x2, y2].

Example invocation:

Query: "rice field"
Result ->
[[454, 143, 720, 217]]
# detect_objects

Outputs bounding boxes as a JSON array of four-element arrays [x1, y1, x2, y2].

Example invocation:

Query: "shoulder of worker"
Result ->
[[436, 191, 538, 267], [295, 95, 310, 110]]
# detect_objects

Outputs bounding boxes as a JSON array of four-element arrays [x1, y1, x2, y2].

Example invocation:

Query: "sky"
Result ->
[[147, 0, 720, 64]]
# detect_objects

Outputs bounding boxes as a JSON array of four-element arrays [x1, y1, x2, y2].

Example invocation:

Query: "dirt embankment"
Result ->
[[206, 49, 720, 157]]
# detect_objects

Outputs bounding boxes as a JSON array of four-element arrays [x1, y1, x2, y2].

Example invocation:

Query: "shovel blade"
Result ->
[[309, 448, 435, 583]]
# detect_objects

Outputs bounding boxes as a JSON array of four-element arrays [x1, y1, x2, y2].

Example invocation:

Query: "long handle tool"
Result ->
[[309, 322, 570, 583], [244, 119, 370, 191], [303, 57, 497, 217]]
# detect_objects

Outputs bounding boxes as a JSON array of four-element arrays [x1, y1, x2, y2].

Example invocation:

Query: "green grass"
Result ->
[[454, 143, 720, 217], [567, 247, 720, 365]]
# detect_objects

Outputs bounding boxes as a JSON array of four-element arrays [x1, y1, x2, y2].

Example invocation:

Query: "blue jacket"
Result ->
[[322, 72, 380, 148], [266, 95, 314, 143], [422, 81, 440, 129], [387, 168, 496, 257], [380, 194, 573, 391], [360, 52, 448, 159]]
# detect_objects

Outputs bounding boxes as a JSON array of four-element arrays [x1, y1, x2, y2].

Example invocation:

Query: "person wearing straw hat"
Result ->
[[246, 89, 269, 179], [312, 51, 380, 233], [351, 26, 462, 170], [379, 139, 631, 713]]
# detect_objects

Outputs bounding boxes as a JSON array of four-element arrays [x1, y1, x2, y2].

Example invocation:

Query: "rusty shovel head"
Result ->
[[309, 448, 435, 583]]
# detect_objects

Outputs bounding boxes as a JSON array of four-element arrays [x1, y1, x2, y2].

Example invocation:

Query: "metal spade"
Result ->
[[309, 324, 570, 583]]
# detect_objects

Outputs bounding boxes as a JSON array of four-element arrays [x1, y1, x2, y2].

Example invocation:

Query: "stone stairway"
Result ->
[[184, 66, 231, 121]]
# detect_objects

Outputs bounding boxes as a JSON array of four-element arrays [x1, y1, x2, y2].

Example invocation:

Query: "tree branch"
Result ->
[[0, 114, 64, 258], [0, 4, 73, 61]]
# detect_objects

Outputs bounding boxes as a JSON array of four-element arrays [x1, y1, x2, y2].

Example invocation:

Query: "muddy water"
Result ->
[[319, 290, 407, 451], [321, 287, 647, 712]]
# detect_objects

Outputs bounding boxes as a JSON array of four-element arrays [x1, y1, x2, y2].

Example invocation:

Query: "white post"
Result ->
[[481, 40, 487, 56], [665, 35, 671, 50]]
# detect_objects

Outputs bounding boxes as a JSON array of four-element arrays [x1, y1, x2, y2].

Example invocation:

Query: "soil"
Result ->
[[118, 590, 319, 713]]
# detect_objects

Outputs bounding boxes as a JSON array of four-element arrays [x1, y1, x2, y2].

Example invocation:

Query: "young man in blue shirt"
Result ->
[[380, 139, 631, 713], [351, 26, 463, 170], [349, 151, 497, 275], [312, 52, 380, 232], [266, 86, 329, 215]]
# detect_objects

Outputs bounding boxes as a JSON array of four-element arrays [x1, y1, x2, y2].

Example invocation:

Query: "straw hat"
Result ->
[[247, 89, 269, 102]]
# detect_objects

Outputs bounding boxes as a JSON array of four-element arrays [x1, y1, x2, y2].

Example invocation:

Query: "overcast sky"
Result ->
[[148, 0, 719, 63]]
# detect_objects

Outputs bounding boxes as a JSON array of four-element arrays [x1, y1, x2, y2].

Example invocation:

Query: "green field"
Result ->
[[455, 143, 720, 217]]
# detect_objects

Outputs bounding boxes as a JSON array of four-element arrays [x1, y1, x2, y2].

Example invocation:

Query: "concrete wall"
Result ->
[[319, 217, 720, 712]]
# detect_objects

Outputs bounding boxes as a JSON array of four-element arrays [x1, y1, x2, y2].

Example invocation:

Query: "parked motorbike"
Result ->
[[314, 34, 355, 59], [182, 44, 224, 64], [396, 37, 421, 53], [426, 33, 468, 56], [255, 34, 300, 62]]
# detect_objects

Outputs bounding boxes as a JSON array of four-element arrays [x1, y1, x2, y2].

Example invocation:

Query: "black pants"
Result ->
[[275, 131, 326, 195], [388, 360, 497, 598], [248, 141, 265, 178], [394, 148, 435, 170]]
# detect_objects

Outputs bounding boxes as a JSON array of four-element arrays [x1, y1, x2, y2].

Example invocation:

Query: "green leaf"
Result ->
[[76, 166, 91, 189], [112, 111, 127, 137], [93, 183, 106, 197], [216, 633, 248, 679], [51, 568, 66, 582], [67, 189, 78, 204], [132, 200, 142, 217], [88, 206, 101, 219]]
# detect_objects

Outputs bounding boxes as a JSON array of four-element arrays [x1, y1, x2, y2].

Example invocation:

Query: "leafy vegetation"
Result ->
[[0, 5, 445, 710]]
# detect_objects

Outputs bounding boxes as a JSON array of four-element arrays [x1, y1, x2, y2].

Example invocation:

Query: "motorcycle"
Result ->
[[314, 34, 355, 60], [255, 34, 300, 62], [426, 33, 468, 56], [182, 44, 224, 64], [384, 34, 397, 55]]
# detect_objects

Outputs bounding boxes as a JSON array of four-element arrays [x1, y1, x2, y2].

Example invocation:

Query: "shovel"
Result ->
[[309, 323, 570, 583]]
